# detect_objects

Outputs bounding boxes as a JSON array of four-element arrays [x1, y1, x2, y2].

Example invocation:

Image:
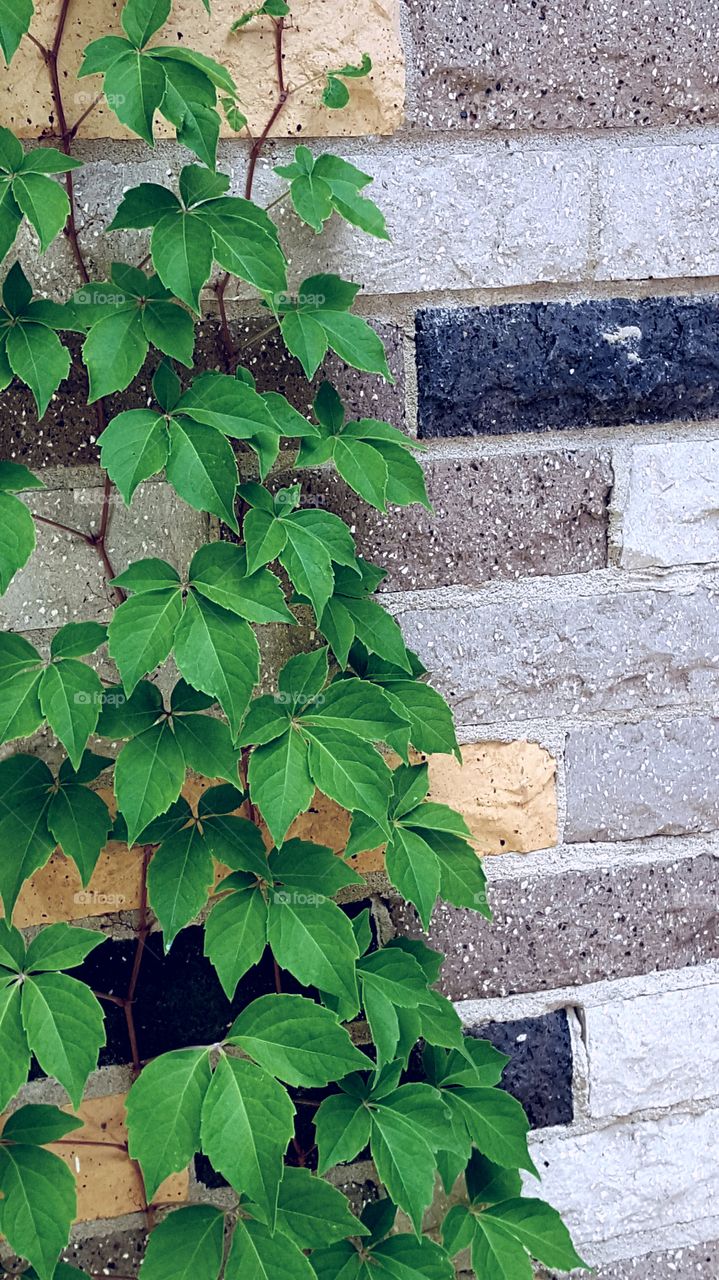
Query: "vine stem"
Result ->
[[215, 15, 290, 364]]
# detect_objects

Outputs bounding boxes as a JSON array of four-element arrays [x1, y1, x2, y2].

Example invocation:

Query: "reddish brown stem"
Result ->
[[125, 848, 153, 1078]]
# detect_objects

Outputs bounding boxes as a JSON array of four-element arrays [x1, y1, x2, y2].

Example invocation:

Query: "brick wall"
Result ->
[[2, 2, 719, 1276]]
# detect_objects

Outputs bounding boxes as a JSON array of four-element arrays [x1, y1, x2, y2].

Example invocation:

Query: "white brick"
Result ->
[[621, 442, 719, 569], [597, 144, 719, 282], [530, 1109, 719, 1249], [586, 982, 719, 1119]]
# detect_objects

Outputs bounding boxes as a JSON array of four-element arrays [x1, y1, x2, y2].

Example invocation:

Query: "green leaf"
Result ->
[[381, 679, 458, 757], [248, 728, 314, 847], [277, 647, 329, 713], [100, 409, 169, 503], [50, 621, 107, 660], [280, 310, 328, 379], [143, 299, 195, 366], [385, 825, 440, 930], [269, 838, 362, 895], [122, 0, 172, 47], [24, 922, 105, 972], [314, 1092, 370, 1174], [0, 491, 36, 595], [2, 1104, 84, 1146], [334, 437, 388, 509], [126, 1049, 212, 1200], [12, 173, 70, 252], [112, 556, 181, 592], [305, 725, 392, 829], [148, 822, 214, 948], [322, 76, 350, 109], [369, 1101, 437, 1234], [19, 147, 83, 176], [0, 460, 44, 492], [114, 719, 186, 845], [38, 659, 103, 769], [431, 830, 489, 917], [0, 918, 25, 969], [107, 180, 180, 229], [21, 971, 105, 1107], [302, 678, 406, 743], [108, 586, 183, 693], [273, 1166, 368, 1248], [465, 1152, 522, 1206], [173, 712, 241, 785], [83, 305, 148, 401], [201, 1053, 294, 1226], [167, 416, 239, 528], [0, 665, 43, 744], [6, 321, 70, 417], [174, 593, 259, 738], [471, 1218, 533, 1280], [151, 209, 214, 311], [451, 1087, 536, 1174], [227, 993, 369, 1086], [196, 195, 287, 296], [0, 1144, 76, 1280], [96, 678, 163, 738], [46, 784, 111, 886], [0, 0, 33, 64], [225, 1219, 315, 1280], [138, 1204, 225, 1280], [479, 1198, 588, 1271], [104, 49, 167, 145], [0, 181, 22, 258], [236, 693, 290, 748], [243, 507, 287, 574], [189, 543, 294, 624], [0, 981, 30, 1111], [0, 754, 56, 917], [280, 521, 335, 621], [372, 1235, 454, 1280], [267, 891, 359, 1014], [204, 885, 268, 998]]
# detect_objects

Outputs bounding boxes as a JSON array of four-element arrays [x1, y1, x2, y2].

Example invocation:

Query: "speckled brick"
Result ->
[[621, 441, 719, 569], [415, 297, 719, 438], [60, 1227, 147, 1276], [564, 717, 719, 842], [404, 0, 719, 132], [389, 852, 719, 1000], [535, 1240, 719, 1279], [469, 1011, 573, 1128], [398, 586, 719, 726], [0, 320, 404, 473], [294, 450, 611, 590]]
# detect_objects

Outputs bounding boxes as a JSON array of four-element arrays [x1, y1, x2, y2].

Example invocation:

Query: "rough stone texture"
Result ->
[[2, 0, 403, 139], [399, 586, 719, 727], [535, 1240, 719, 1279], [60, 1227, 148, 1277], [0, 321, 404, 472], [597, 144, 719, 283], [404, 0, 719, 132], [586, 982, 719, 1119], [469, 1011, 574, 1128], [13, 846, 145, 930], [415, 297, 719, 438], [423, 741, 557, 854], [389, 852, 719, 1000], [564, 717, 719, 843], [0, 481, 208, 632], [296, 450, 612, 590], [530, 1109, 719, 1249], [45, 1093, 188, 1221], [29, 146, 592, 301], [621, 442, 719, 569]]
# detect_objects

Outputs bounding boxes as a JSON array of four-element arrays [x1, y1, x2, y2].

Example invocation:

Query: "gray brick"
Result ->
[[389, 852, 719, 1000], [621, 442, 719, 569], [536, 1240, 719, 1279], [597, 144, 719, 284], [416, 297, 719, 440], [0, 321, 404, 474], [296, 450, 611, 591], [398, 586, 719, 726], [564, 717, 719, 842], [0, 481, 208, 632], [404, 0, 719, 132]]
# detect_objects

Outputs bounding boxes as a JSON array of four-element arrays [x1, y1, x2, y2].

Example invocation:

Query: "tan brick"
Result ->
[[49, 1093, 187, 1222], [426, 742, 558, 855], [3, 0, 403, 141], [12, 846, 144, 930]]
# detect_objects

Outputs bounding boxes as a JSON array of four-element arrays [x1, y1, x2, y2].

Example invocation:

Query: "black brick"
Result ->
[[470, 1011, 573, 1128], [416, 296, 719, 437]]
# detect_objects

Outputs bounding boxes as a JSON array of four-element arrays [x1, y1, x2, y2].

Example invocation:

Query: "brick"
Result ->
[[59, 1228, 147, 1278], [13, 847, 144, 930], [2, 0, 403, 140], [530, 1109, 719, 1250], [45, 1093, 186, 1221], [398, 585, 719, 726], [585, 982, 719, 1119], [0, 480, 208, 632], [0, 322, 405, 473], [621, 442, 719, 569], [468, 1011, 573, 1129], [416, 297, 719, 439], [29, 146, 591, 300], [535, 1240, 719, 1279], [389, 852, 719, 1000], [597, 145, 719, 283], [565, 717, 719, 843], [404, 0, 719, 132], [298, 451, 612, 590], [424, 742, 557, 854]]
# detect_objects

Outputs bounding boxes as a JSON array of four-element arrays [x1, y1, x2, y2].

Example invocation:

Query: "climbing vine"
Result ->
[[0, 2, 588, 1278]]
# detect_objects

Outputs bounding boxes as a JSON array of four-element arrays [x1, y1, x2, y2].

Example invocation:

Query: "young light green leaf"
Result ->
[[100, 410, 169, 504], [201, 1053, 294, 1226], [479, 1198, 589, 1271], [126, 1049, 212, 1200], [6, 321, 70, 417], [21, 972, 106, 1108]]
